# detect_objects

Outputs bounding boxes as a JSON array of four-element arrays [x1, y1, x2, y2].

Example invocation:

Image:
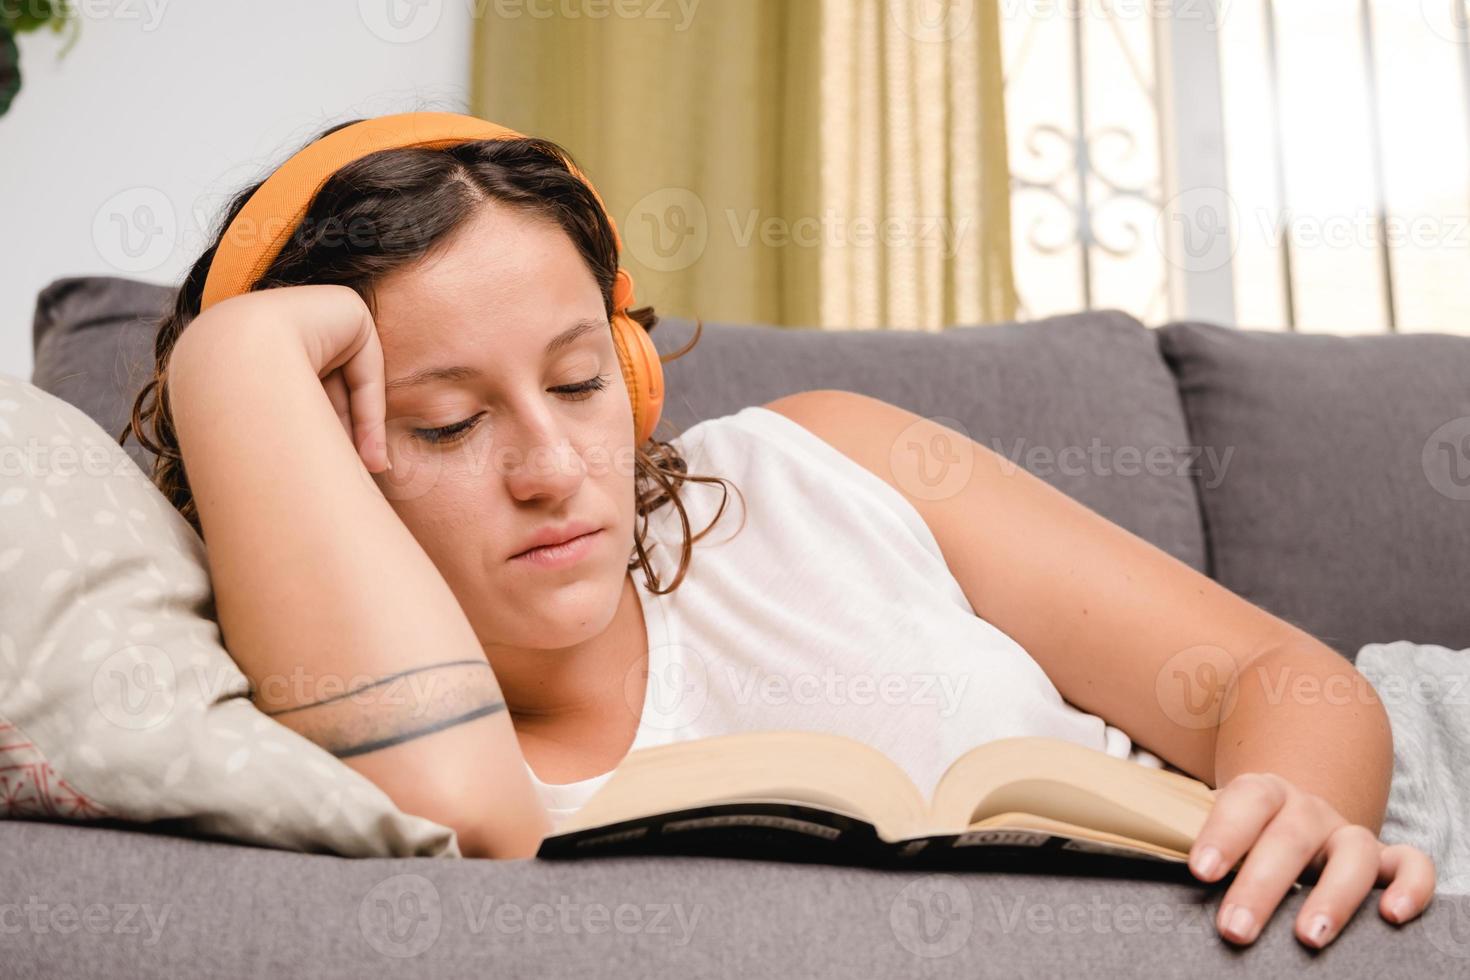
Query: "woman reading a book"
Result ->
[[130, 110, 1435, 951]]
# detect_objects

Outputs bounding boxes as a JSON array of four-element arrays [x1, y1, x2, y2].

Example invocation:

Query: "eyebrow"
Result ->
[[384, 317, 606, 393]]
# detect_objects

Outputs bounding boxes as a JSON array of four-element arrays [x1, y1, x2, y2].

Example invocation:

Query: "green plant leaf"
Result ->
[[0, 25, 19, 120], [54, 5, 81, 57], [8, 1, 69, 35]]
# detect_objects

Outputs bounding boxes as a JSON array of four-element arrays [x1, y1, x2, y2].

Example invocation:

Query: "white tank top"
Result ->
[[526, 405, 1161, 828]]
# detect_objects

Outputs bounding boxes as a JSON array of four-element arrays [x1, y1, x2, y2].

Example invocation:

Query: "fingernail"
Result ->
[[1387, 894, 1411, 923], [1306, 913, 1333, 947], [1221, 904, 1259, 943], [1192, 845, 1222, 879]]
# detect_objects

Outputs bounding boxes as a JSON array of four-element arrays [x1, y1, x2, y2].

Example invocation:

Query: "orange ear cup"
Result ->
[[612, 310, 665, 446], [200, 110, 665, 445], [607, 266, 663, 445]]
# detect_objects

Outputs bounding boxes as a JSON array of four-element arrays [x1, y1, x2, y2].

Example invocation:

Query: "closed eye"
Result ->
[[411, 374, 612, 445], [555, 373, 611, 402], [414, 414, 482, 445]]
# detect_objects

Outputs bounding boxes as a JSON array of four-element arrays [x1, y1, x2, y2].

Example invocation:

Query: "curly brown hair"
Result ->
[[121, 117, 744, 596]]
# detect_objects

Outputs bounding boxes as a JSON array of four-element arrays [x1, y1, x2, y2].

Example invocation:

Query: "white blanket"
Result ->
[[1356, 640, 1470, 895]]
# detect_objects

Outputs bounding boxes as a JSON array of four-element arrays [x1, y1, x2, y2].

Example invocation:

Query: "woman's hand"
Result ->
[[178, 284, 392, 474], [1188, 771, 1436, 948]]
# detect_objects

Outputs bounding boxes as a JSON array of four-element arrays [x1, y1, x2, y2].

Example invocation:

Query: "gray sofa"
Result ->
[[5, 275, 1470, 978]]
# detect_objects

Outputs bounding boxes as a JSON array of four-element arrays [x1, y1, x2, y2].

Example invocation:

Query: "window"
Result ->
[[1001, 0, 1470, 335]]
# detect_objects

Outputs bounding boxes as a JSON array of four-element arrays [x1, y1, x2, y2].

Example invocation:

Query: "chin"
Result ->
[[509, 574, 622, 643]]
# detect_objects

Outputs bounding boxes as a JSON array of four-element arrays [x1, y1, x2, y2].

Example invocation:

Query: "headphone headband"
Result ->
[[200, 111, 628, 311]]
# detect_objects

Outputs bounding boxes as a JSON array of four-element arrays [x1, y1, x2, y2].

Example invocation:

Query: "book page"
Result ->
[[928, 737, 1213, 853], [954, 812, 1190, 862], [554, 730, 930, 841]]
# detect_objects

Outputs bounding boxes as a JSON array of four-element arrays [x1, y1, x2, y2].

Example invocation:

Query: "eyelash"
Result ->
[[412, 374, 612, 445]]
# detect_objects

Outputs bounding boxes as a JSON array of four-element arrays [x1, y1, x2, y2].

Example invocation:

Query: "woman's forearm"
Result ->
[[1213, 641, 1393, 832], [166, 311, 551, 857]]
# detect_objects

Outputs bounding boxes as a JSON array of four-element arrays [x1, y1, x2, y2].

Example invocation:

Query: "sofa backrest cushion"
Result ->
[[31, 276, 170, 475], [647, 310, 1207, 573], [1158, 320, 1470, 660]]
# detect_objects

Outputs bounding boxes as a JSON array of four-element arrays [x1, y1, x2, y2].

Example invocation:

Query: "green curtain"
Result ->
[[472, 0, 1018, 331]]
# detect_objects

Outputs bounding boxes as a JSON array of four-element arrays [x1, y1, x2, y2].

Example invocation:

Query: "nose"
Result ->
[[500, 406, 588, 504]]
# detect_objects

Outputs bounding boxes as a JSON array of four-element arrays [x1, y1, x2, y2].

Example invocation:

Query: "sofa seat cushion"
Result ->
[[2, 818, 1466, 978]]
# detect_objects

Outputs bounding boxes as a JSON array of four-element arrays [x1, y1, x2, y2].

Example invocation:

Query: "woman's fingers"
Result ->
[[321, 367, 353, 443], [339, 307, 390, 474], [1293, 823, 1381, 947], [1214, 796, 1329, 944], [1190, 772, 1291, 884], [1377, 843, 1437, 925], [1188, 771, 1438, 947]]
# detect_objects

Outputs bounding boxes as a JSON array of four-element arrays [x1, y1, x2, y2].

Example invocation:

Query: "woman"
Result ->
[[128, 111, 1435, 948]]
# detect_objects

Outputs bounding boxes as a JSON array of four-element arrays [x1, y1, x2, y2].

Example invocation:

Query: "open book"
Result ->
[[537, 732, 1217, 874]]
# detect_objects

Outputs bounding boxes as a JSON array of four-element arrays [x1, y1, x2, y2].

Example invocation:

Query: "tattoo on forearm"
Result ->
[[251, 658, 508, 759], [258, 659, 489, 717], [331, 702, 507, 758]]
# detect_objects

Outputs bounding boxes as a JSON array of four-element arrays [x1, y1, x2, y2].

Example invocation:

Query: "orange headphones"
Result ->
[[200, 111, 665, 445]]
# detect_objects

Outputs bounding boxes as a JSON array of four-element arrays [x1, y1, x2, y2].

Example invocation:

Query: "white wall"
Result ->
[[0, 0, 474, 380]]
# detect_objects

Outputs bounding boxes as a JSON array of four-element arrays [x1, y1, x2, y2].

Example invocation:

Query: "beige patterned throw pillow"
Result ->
[[0, 373, 458, 857]]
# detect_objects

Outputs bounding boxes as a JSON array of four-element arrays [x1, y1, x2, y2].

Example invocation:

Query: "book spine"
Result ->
[[537, 802, 887, 865]]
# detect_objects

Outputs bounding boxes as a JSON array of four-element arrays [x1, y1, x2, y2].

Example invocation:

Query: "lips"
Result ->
[[509, 520, 601, 560]]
